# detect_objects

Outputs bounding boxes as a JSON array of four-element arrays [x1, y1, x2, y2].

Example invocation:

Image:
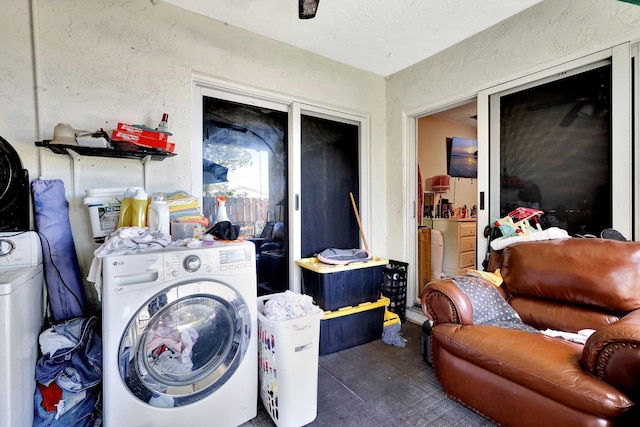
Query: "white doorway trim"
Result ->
[[191, 74, 371, 293], [478, 45, 632, 252], [404, 94, 477, 324]]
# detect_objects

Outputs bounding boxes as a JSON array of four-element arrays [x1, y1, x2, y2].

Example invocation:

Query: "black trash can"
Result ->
[[381, 260, 408, 322], [421, 320, 433, 366]]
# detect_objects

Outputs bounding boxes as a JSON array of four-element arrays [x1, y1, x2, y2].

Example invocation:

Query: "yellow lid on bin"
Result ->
[[296, 256, 389, 274], [322, 296, 390, 320]]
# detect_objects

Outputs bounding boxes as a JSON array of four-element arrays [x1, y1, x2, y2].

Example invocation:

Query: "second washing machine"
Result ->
[[0, 231, 44, 427], [102, 241, 257, 426]]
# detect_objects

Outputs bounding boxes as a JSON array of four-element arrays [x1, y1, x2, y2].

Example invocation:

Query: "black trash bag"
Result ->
[[206, 221, 239, 240]]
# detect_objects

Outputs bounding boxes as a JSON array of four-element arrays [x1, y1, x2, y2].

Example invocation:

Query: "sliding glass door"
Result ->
[[476, 45, 633, 261], [300, 114, 360, 257], [201, 96, 289, 295], [497, 62, 612, 235], [193, 82, 370, 294]]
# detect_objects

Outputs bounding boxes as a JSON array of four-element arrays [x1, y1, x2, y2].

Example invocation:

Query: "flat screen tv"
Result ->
[[446, 136, 478, 178]]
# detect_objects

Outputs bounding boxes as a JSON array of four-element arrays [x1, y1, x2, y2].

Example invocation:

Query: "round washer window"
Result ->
[[119, 280, 251, 407]]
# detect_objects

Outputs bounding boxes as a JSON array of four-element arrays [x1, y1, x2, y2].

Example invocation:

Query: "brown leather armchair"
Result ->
[[421, 238, 640, 427]]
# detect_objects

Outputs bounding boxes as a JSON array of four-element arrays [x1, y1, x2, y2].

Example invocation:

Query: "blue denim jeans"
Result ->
[[33, 316, 103, 427], [35, 316, 102, 392], [34, 385, 102, 427]]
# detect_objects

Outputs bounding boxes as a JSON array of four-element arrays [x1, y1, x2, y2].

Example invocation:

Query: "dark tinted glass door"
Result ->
[[497, 64, 612, 236], [300, 115, 360, 257]]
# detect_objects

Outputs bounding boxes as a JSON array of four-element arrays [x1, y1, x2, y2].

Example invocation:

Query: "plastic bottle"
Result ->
[[131, 189, 148, 228], [215, 196, 230, 223], [157, 113, 169, 133], [147, 192, 170, 234], [117, 188, 136, 228]]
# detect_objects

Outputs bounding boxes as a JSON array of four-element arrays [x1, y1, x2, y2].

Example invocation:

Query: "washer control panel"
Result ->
[[0, 231, 42, 269], [162, 244, 255, 280], [219, 247, 253, 272], [164, 250, 213, 279], [183, 254, 202, 273]]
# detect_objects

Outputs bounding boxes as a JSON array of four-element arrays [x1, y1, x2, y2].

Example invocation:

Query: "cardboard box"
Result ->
[[111, 130, 174, 152], [116, 123, 168, 141]]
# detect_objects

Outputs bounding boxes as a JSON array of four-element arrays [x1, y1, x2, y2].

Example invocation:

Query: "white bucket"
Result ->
[[83, 187, 129, 242]]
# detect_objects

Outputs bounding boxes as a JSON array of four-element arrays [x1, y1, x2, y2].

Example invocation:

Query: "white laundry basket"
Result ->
[[257, 293, 323, 427]]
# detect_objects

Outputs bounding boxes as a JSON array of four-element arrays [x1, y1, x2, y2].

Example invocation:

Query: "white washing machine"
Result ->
[[0, 231, 44, 427], [102, 240, 258, 427]]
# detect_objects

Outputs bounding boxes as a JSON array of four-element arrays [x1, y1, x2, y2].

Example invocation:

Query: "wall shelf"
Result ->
[[35, 140, 175, 161], [35, 140, 176, 207]]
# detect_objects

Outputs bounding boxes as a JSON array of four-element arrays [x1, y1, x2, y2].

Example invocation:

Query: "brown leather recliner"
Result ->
[[421, 238, 640, 427]]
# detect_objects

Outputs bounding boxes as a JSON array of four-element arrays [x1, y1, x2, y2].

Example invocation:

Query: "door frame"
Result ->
[[192, 75, 371, 293], [404, 94, 478, 321], [289, 102, 371, 292], [405, 43, 636, 323], [477, 44, 633, 255]]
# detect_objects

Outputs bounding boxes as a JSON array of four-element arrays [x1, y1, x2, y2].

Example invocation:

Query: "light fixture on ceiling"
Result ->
[[299, 0, 320, 19]]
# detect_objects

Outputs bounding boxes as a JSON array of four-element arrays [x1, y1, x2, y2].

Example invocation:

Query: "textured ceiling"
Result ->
[[161, 0, 544, 77]]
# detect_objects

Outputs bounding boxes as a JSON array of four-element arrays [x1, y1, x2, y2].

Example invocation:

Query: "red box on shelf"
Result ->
[[116, 123, 168, 141], [111, 130, 174, 153]]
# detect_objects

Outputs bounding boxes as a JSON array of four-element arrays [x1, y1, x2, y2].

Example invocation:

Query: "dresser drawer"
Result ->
[[459, 223, 476, 237], [459, 251, 475, 269], [460, 236, 476, 252]]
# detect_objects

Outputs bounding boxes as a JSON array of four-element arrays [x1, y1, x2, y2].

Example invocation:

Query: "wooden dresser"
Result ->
[[424, 218, 476, 277]]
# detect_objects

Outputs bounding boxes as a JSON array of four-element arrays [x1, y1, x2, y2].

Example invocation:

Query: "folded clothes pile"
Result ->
[[166, 190, 210, 227]]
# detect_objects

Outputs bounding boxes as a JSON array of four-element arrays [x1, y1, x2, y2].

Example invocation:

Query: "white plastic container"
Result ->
[[257, 294, 323, 427], [215, 196, 230, 223], [147, 193, 170, 234], [83, 188, 128, 242]]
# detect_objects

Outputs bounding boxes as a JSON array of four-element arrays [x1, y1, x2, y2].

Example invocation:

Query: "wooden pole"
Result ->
[[350, 192, 369, 252]]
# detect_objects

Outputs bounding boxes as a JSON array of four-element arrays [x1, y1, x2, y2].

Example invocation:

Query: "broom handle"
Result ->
[[350, 192, 369, 252]]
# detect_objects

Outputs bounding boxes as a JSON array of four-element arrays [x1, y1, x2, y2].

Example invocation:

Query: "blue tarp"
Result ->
[[32, 179, 87, 322]]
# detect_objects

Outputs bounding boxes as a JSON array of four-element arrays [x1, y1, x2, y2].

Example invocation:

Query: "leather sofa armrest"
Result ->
[[582, 309, 640, 401], [420, 279, 474, 325]]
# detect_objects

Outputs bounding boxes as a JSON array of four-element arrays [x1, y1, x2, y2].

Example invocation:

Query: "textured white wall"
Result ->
[[1, 0, 385, 309], [386, 0, 640, 261], [5, 0, 640, 311]]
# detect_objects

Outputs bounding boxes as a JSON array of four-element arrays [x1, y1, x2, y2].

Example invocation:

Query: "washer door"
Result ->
[[119, 280, 251, 407], [0, 135, 29, 231]]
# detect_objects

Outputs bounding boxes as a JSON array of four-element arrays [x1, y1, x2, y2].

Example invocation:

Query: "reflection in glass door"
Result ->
[[194, 85, 371, 294], [491, 62, 613, 236], [202, 97, 288, 295], [300, 115, 360, 258]]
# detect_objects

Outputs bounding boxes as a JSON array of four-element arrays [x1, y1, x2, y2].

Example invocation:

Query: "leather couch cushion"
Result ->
[[509, 296, 620, 332], [432, 323, 634, 418], [501, 239, 640, 313]]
